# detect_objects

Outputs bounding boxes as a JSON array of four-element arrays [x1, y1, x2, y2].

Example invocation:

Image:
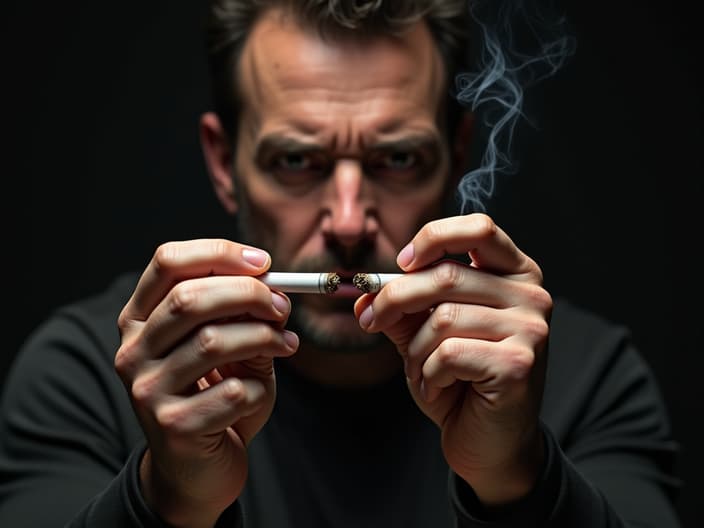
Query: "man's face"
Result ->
[[232, 9, 453, 351]]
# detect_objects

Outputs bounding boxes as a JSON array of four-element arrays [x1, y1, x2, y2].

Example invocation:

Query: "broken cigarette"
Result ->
[[258, 272, 341, 294], [352, 273, 403, 294]]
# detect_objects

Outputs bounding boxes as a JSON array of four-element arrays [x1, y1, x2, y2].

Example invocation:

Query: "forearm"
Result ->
[[138, 449, 241, 528], [450, 426, 680, 528], [454, 425, 545, 508], [66, 445, 243, 528]]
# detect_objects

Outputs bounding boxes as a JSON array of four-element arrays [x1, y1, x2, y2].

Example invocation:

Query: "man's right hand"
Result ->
[[114, 239, 298, 528]]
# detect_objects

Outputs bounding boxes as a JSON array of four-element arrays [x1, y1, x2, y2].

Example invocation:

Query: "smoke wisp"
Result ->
[[453, 0, 577, 213]]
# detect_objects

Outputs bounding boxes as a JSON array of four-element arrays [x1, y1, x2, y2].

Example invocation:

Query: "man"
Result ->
[[0, 1, 681, 527]]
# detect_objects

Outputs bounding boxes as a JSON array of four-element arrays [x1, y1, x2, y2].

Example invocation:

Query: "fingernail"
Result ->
[[283, 330, 299, 350], [271, 291, 290, 314], [242, 247, 269, 268], [397, 243, 414, 269], [358, 304, 374, 329]]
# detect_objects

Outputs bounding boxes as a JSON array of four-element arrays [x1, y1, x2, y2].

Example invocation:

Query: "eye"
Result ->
[[276, 152, 311, 171], [267, 151, 330, 190], [383, 151, 417, 170], [366, 150, 425, 185]]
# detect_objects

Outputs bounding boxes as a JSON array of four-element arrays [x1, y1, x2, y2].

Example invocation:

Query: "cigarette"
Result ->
[[257, 272, 341, 294], [352, 273, 403, 294]]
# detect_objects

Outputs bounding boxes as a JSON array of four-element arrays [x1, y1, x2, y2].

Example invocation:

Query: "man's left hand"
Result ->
[[354, 213, 552, 506]]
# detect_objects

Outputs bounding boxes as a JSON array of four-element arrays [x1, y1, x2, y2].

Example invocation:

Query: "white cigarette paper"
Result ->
[[257, 272, 341, 294], [352, 273, 403, 293]]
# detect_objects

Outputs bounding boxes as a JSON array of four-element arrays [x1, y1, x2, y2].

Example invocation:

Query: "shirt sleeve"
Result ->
[[0, 304, 244, 527], [449, 336, 681, 527], [69, 442, 243, 528]]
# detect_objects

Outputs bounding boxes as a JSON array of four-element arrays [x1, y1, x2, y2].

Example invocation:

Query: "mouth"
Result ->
[[334, 272, 365, 297]]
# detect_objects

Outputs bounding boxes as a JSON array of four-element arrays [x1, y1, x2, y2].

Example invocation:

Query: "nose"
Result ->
[[321, 159, 376, 247]]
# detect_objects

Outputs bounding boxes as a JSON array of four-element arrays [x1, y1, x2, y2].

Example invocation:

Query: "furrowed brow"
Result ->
[[254, 135, 322, 163], [371, 133, 442, 154]]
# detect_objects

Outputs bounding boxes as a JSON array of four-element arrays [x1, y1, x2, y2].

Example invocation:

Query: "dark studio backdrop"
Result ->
[[2, 1, 702, 526]]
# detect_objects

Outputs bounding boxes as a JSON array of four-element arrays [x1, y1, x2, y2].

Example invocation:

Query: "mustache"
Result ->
[[279, 254, 399, 274], [273, 239, 400, 274]]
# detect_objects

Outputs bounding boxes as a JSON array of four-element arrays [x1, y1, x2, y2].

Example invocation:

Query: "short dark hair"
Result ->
[[203, 0, 471, 142]]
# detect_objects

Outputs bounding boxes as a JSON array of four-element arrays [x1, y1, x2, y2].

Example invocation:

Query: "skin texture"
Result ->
[[114, 7, 552, 527]]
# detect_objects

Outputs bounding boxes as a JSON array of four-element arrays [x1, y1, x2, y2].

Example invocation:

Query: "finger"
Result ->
[[153, 377, 268, 438], [358, 261, 537, 332], [141, 275, 291, 359], [141, 323, 298, 396], [123, 239, 271, 322], [396, 214, 541, 283], [421, 337, 534, 404], [405, 304, 510, 381]]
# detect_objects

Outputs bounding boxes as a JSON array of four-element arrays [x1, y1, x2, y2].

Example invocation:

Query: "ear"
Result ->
[[200, 112, 238, 215], [450, 111, 475, 183]]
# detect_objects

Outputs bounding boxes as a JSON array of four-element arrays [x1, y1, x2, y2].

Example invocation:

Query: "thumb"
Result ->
[[354, 293, 429, 357]]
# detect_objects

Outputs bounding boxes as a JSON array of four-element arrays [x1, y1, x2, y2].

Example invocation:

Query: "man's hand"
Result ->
[[114, 239, 298, 528], [354, 214, 552, 507]]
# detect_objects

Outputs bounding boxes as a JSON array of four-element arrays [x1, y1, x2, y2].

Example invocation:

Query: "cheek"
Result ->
[[235, 145, 323, 261], [376, 179, 450, 245], [271, 202, 323, 261], [241, 182, 324, 262]]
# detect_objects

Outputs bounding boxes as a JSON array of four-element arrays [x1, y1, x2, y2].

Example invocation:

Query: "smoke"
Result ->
[[453, 0, 577, 213]]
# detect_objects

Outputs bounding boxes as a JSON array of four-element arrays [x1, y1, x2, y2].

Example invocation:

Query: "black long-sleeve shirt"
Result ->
[[0, 272, 681, 527]]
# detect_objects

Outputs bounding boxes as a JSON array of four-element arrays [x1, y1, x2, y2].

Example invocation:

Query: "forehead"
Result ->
[[237, 8, 446, 132]]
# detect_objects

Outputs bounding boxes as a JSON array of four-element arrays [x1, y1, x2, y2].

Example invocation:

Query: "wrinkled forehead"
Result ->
[[236, 8, 446, 118]]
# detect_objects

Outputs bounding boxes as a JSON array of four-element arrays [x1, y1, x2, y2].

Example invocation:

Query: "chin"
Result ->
[[289, 301, 387, 352]]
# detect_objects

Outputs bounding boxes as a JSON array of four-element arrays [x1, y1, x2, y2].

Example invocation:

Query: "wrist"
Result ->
[[458, 428, 545, 507], [139, 449, 224, 528]]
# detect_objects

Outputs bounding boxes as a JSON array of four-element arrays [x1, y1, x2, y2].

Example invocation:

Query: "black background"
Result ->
[[2, 1, 702, 526]]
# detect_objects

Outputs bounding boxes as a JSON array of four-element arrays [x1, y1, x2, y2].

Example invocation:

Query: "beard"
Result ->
[[231, 203, 398, 354], [285, 296, 390, 353]]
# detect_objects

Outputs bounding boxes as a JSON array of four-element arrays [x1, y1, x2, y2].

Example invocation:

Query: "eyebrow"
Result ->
[[254, 136, 322, 165], [370, 134, 443, 155], [254, 131, 443, 163]]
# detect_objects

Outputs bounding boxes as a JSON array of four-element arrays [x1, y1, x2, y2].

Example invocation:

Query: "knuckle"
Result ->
[[233, 275, 258, 300], [155, 404, 187, 434], [422, 219, 446, 245], [117, 308, 130, 333], [114, 341, 137, 378], [468, 212, 497, 238], [506, 346, 534, 381], [131, 373, 158, 406], [430, 303, 460, 332], [525, 284, 553, 313], [211, 238, 232, 260], [169, 283, 197, 315], [523, 316, 550, 342], [436, 339, 462, 366], [195, 325, 223, 358], [152, 242, 179, 276], [431, 261, 463, 291], [530, 260, 545, 284], [221, 378, 246, 404], [255, 324, 278, 347]]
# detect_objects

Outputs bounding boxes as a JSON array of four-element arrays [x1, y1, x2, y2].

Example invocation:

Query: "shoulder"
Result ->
[[550, 297, 630, 345], [542, 297, 656, 435], [12, 271, 140, 376], [60, 271, 140, 329], [548, 297, 636, 372]]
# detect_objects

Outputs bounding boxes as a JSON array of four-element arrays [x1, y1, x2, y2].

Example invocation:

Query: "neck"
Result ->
[[282, 342, 403, 388]]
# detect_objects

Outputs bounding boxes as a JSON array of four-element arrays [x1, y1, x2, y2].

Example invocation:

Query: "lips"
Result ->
[[334, 273, 364, 297]]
